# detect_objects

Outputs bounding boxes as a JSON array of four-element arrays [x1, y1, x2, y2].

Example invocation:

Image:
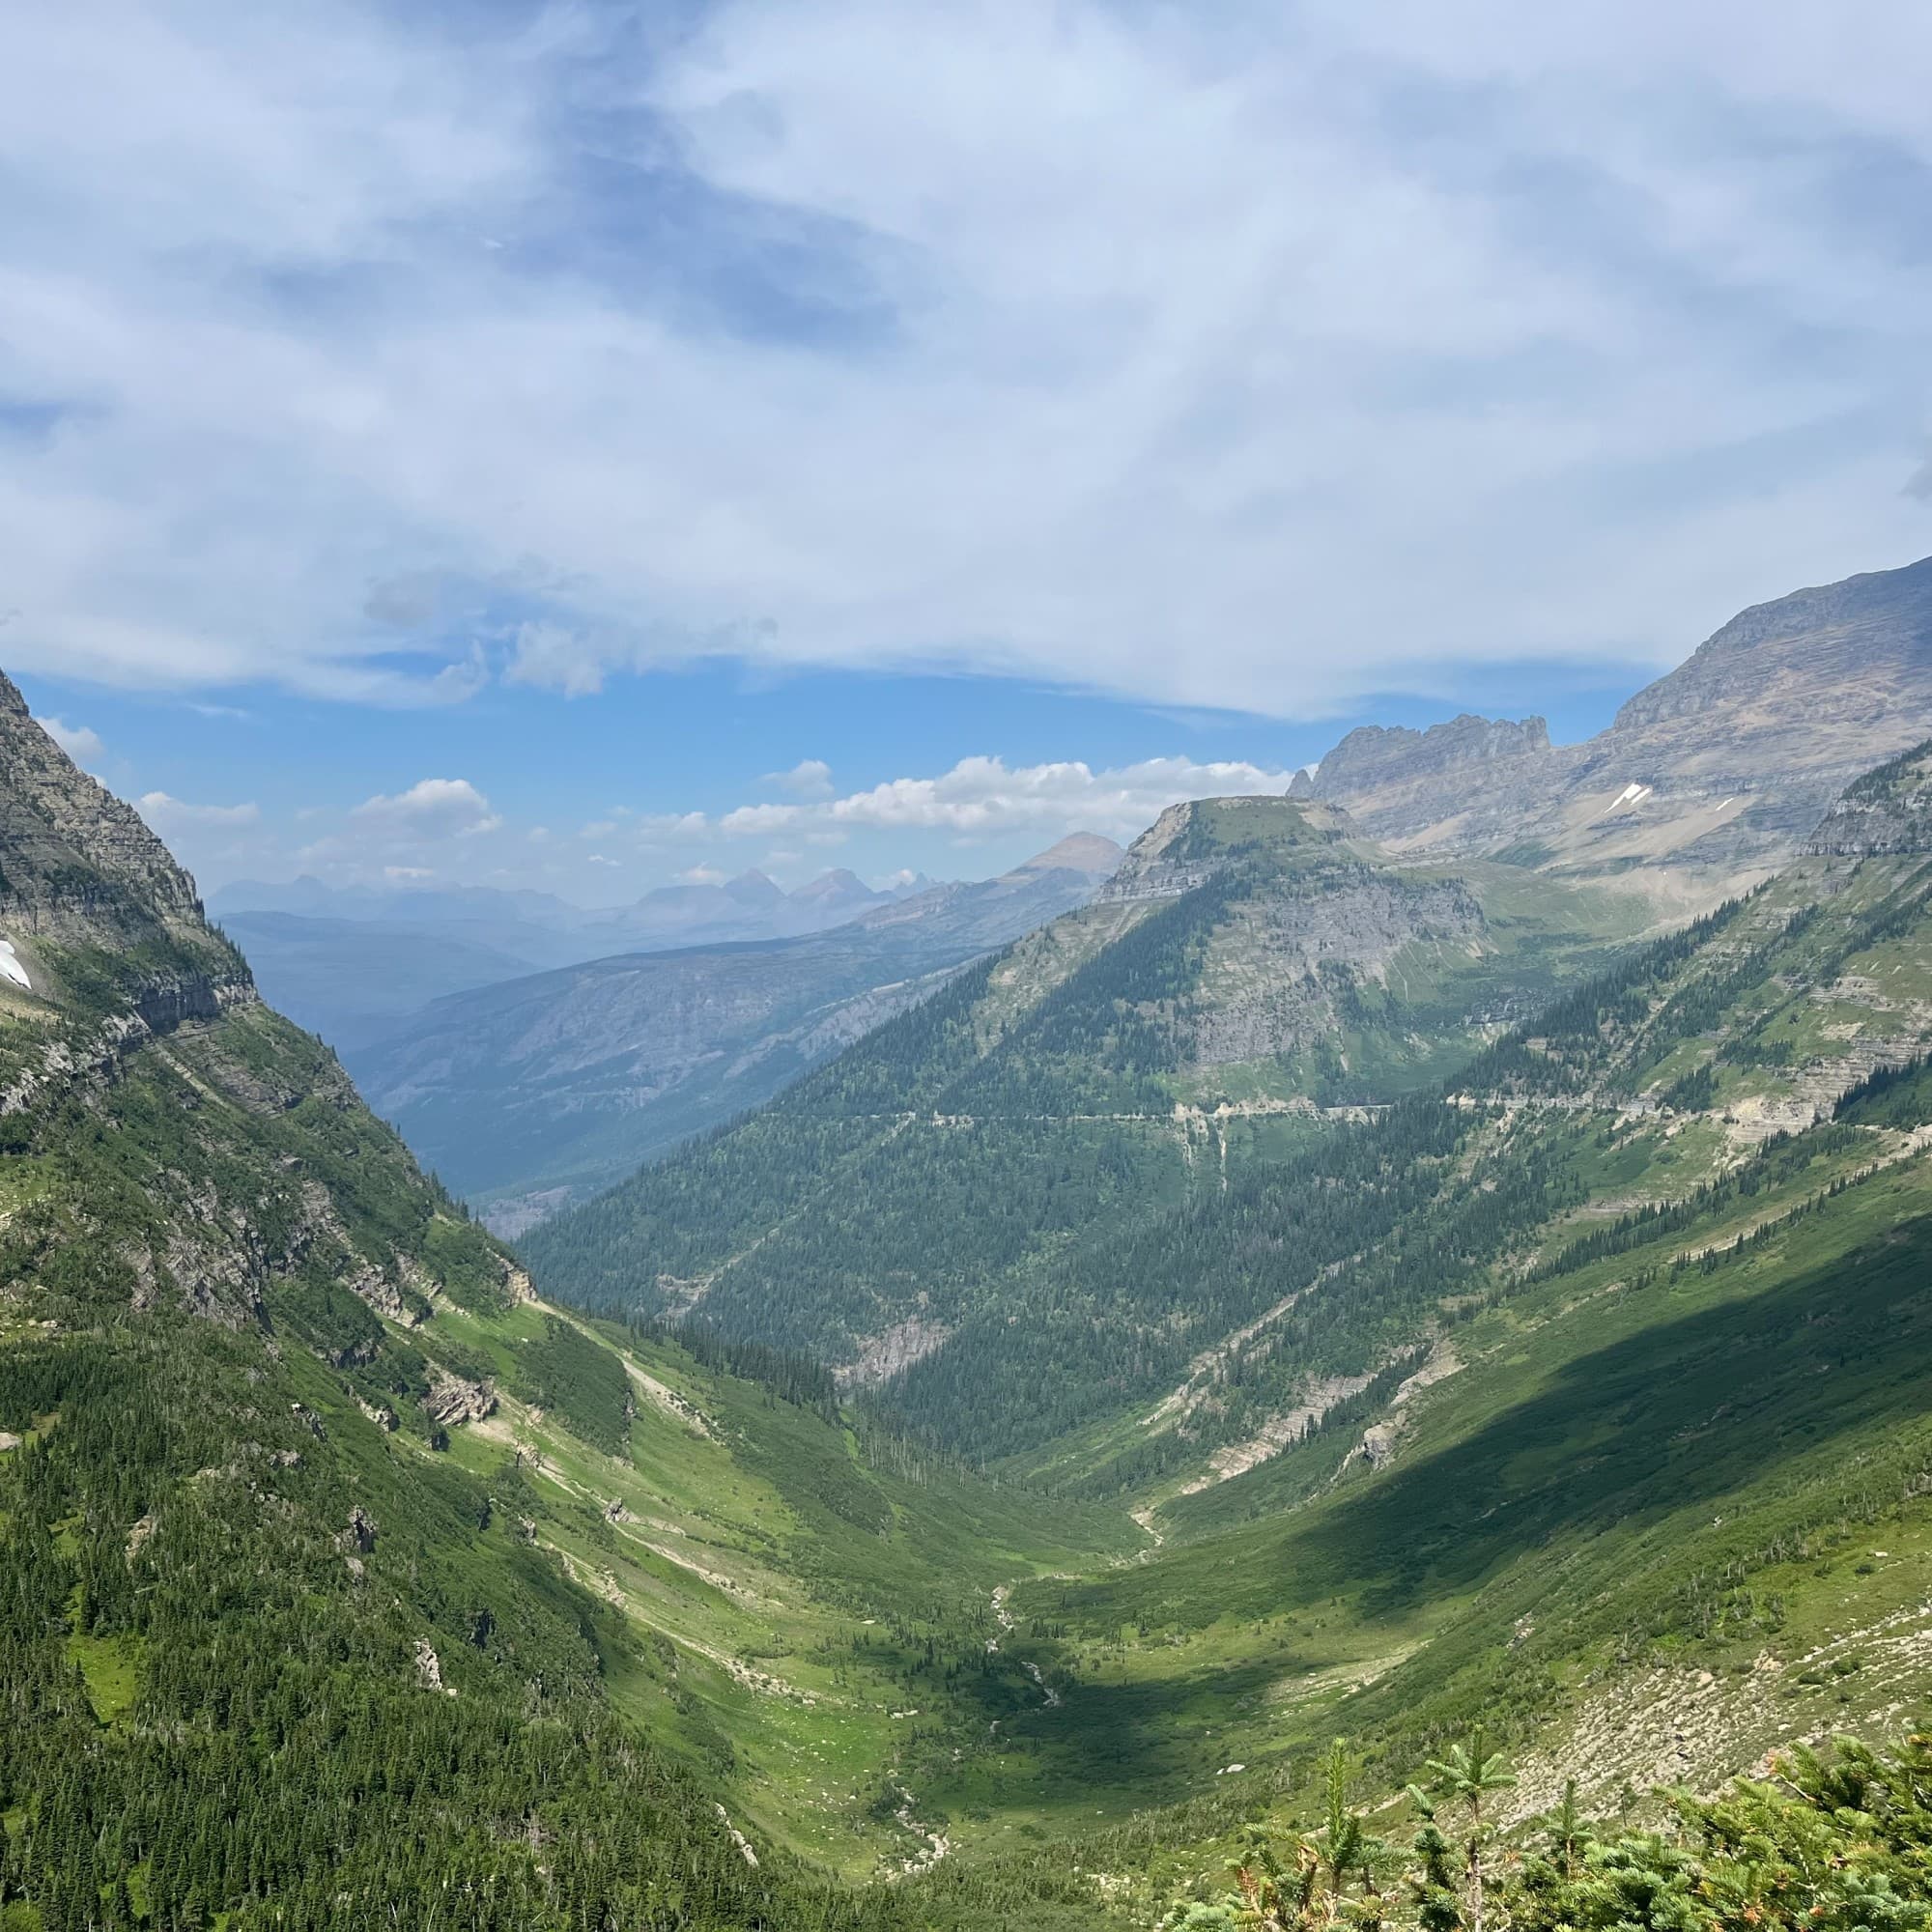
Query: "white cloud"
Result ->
[[384, 865, 434, 882], [136, 791, 260, 831], [4, 2, 1930, 718], [634, 811, 710, 841], [349, 778, 499, 840], [677, 865, 728, 885], [719, 753, 1295, 844], [763, 758, 835, 800], [37, 716, 104, 765]]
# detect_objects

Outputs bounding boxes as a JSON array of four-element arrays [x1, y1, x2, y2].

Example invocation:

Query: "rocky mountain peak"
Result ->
[[1018, 833, 1126, 877], [1613, 555, 1932, 736], [1312, 713, 1550, 800], [789, 867, 876, 906], [1097, 795, 1363, 903], [0, 670, 210, 941], [724, 868, 784, 907]]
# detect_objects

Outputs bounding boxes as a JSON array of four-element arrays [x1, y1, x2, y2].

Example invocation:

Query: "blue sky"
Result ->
[[7, 1, 1932, 900]]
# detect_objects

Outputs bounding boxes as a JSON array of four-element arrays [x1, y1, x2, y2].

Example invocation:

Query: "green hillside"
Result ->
[[516, 744, 1932, 1918], [0, 681, 1133, 1929], [524, 795, 1650, 1448], [19, 668, 1932, 1930]]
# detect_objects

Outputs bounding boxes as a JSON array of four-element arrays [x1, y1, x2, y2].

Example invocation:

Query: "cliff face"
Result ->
[[1299, 555, 1932, 900], [1804, 739, 1932, 857], [0, 679, 516, 1334], [0, 671, 207, 932], [0, 672, 247, 1044], [1313, 714, 1550, 796]]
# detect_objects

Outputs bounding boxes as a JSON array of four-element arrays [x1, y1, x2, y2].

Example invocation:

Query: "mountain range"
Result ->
[[342, 834, 1124, 1227], [1297, 554, 1932, 902], [15, 554, 1932, 1925], [209, 864, 932, 1050]]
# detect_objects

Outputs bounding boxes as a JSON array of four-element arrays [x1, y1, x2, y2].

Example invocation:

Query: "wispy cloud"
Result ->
[[136, 791, 260, 831], [38, 715, 104, 765], [9, 0, 1928, 716]]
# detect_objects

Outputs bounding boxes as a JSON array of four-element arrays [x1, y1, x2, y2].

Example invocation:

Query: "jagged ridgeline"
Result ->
[[0, 678, 992, 1930], [524, 793, 1649, 1449]]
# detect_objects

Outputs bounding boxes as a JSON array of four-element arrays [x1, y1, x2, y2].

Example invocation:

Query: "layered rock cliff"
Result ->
[[1301, 555, 1932, 897]]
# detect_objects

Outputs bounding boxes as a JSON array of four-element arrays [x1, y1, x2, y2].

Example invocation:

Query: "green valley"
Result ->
[[17, 678, 1932, 1929]]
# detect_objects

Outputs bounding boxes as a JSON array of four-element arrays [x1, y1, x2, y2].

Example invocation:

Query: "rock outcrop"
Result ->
[[1313, 715, 1550, 797], [424, 1368, 497, 1429], [0, 672, 219, 942], [1804, 740, 1932, 857], [1095, 796, 1365, 904]]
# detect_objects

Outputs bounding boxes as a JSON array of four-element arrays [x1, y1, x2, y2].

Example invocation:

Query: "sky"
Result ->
[[7, 1, 1932, 902]]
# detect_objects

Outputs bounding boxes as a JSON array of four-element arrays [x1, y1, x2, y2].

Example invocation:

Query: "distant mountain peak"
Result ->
[[789, 867, 875, 904], [724, 868, 784, 906], [1313, 714, 1550, 798], [1018, 833, 1125, 877]]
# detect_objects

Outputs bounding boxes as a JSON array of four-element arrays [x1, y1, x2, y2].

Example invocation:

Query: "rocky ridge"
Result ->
[[1306, 554, 1932, 896]]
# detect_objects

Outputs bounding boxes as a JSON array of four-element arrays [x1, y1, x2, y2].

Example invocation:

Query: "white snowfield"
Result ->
[[0, 942, 31, 992], [1607, 782, 1653, 811]]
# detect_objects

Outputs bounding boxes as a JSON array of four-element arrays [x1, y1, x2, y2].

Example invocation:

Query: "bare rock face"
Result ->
[[414, 1638, 455, 1696], [424, 1367, 497, 1429], [1314, 715, 1550, 796], [1804, 740, 1932, 857], [1613, 558, 1932, 740], [1188, 871, 1485, 1066], [1299, 555, 1932, 896], [835, 1316, 953, 1392], [0, 671, 213, 939]]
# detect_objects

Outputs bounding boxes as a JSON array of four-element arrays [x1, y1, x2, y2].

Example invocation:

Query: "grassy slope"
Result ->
[[523, 805, 1651, 1463], [415, 1294, 1141, 1874], [886, 828, 1932, 1912], [486, 795, 1932, 1914]]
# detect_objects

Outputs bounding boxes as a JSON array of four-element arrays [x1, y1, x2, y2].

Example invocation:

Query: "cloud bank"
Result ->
[[6, 0, 1929, 717], [718, 754, 1295, 842]]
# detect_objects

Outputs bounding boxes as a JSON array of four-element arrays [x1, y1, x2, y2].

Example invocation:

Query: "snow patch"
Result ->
[[0, 943, 31, 991]]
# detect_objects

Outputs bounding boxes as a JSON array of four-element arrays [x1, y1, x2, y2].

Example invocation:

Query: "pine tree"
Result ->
[[1419, 1728, 1516, 1932]]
